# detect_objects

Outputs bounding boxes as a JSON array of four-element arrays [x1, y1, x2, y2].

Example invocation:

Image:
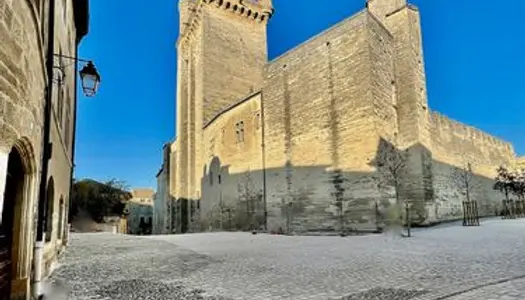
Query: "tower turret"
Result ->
[[366, 0, 407, 20], [179, 0, 196, 32], [173, 0, 273, 206]]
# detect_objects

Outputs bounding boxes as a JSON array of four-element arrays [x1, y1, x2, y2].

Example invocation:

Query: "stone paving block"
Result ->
[[48, 219, 525, 300]]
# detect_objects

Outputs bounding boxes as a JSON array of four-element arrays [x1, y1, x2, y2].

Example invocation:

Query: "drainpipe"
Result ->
[[34, 0, 56, 298]]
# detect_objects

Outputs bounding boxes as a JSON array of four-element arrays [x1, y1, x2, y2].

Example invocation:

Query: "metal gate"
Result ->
[[462, 201, 480, 226]]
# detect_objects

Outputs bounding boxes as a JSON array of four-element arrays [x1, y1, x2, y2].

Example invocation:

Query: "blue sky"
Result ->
[[75, 0, 525, 189]]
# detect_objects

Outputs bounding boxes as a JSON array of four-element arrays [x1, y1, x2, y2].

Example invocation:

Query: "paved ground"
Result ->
[[47, 218, 525, 300]]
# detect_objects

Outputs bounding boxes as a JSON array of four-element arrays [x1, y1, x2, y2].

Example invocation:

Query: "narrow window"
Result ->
[[210, 171, 214, 186], [254, 112, 261, 130], [239, 121, 245, 142], [218, 174, 222, 184], [235, 121, 245, 143], [391, 80, 397, 108]]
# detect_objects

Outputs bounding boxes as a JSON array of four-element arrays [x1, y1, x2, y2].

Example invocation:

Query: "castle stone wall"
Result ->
[[429, 112, 516, 220], [201, 2, 268, 125], [170, 0, 522, 233], [200, 93, 263, 230], [261, 12, 399, 232]]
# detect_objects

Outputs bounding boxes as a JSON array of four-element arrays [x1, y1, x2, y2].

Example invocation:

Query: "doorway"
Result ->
[[0, 147, 26, 299]]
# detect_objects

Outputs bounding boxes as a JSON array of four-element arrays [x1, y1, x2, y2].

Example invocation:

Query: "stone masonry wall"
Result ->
[[0, 1, 45, 155], [45, 0, 79, 266], [1, 1, 46, 295], [200, 1, 269, 125], [1, 0, 79, 295], [373, 3, 435, 222], [200, 93, 263, 230], [174, 0, 271, 207], [430, 112, 516, 221], [262, 12, 398, 233], [173, 0, 522, 233]]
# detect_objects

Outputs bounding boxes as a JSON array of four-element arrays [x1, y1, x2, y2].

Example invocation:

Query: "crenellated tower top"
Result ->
[[208, 0, 274, 22], [178, 0, 273, 48]]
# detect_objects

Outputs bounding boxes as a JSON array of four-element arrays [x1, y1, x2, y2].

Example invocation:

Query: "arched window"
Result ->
[[235, 121, 245, 143]]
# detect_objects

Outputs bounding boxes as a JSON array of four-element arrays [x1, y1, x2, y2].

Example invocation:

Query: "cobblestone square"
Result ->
[[48, 219, 525, 299]]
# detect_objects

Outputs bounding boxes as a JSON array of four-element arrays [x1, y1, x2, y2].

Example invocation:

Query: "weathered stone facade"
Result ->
[[126, 189, 155, 235], [0, 0, 88, 298], [153, 144, 177, 234], [165, 0, 520, 234]]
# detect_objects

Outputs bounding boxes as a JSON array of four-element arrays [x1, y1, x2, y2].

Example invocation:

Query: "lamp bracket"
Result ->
[[52, 54, 94, 86]]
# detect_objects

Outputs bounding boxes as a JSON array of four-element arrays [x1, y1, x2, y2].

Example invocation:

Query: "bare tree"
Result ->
[[330, 169, 347, 236], [376, 143, 410, 237], [453, 159, 483, 225], [494, 166, 515, 202], [237, 174, 263, 231], [453, 161, 478, 203]]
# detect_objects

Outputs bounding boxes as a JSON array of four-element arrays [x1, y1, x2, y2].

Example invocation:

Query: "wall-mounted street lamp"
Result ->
[[53, 54, 101, 97]]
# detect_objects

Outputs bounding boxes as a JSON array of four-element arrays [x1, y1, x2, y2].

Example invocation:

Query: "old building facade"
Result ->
[[0, 0, 88, 298], [126, 189, 155, 235], [153, 144, 179, 234], [161, 0, 521, 234]]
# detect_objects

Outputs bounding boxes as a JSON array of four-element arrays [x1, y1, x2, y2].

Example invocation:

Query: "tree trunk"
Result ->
[[465, 175, 471, 203], [394, 179, 410, 237], [405, 201, 411, 237]]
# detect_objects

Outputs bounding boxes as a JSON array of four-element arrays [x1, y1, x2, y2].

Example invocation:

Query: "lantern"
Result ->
[[79, 61, 101, 97]]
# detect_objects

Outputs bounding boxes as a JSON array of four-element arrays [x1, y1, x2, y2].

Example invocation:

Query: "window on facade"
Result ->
[[254, 112, 261, 130], [218, 174, 221, 184], [391, 80, 397, 108], [209, 171, 213, 185], [235, 121, 245, 143]]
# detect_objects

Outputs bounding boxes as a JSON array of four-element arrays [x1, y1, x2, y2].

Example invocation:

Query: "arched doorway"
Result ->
[[0, 147, 26, 298]]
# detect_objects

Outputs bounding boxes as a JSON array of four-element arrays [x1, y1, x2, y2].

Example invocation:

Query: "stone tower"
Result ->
[[174, 0, 274, 206], [368, 0, 434, 218]]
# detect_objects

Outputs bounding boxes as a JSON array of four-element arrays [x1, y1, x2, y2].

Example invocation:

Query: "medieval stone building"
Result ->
[[159, 0, 522, 234], [126, 189, 155, 235], [0, 0, 89, 298]]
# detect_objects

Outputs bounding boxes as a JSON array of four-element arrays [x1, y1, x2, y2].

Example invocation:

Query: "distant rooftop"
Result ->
[[131, 188, 155, 199]]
